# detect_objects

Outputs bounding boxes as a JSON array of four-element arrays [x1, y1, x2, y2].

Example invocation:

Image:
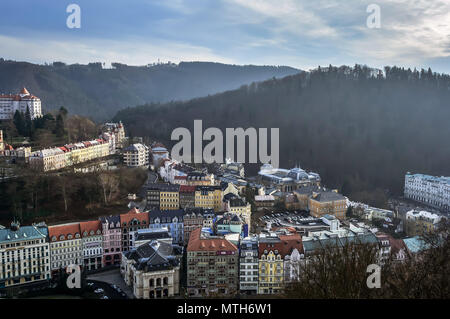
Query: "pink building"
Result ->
[[100, 215, 122, 266]]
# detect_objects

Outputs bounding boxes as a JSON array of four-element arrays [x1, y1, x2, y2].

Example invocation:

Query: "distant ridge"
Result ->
[[0, 58, 300, 121]]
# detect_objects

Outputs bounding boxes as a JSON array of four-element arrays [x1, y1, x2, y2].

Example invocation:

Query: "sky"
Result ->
[[0, 0, 449, 73]]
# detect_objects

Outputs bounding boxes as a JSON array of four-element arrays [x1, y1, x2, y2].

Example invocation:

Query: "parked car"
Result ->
[[94, 288, 104, 294]]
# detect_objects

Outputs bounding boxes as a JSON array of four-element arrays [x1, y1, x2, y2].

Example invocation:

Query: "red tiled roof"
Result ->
[[120, 208, 149, 226], [20, 87, 30, 95], [48, 223, 81, 242], [259, 234, 303, 257], [175, 176, 187, 180], [187, 227, 238, 252], [79, 220, 102, 237]]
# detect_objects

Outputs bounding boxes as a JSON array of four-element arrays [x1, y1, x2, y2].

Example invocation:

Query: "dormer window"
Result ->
[[68, 234, 73, 239], [83, 231, 88, 237], [52, 236, 57, 241], [59, 235, 65, 240], [75, 233, 80, 238]]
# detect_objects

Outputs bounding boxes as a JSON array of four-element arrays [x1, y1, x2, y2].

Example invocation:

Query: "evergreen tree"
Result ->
[[13, 110, 25, 136], [25, 106, 33, 137], [55, 114, 65, 138]]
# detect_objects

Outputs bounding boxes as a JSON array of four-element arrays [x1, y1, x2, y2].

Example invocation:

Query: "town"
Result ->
[[0, 88, 448, 299]]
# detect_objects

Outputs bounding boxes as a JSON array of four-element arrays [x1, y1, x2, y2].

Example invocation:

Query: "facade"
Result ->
[[404, 173, 450, 212], [187, 227, 238, 296], [215, 213, 244, 236], [102, 122, 126, 149], [224, 195, 252, 233], [48, 223, 83, 275], [29, 139, 110, 172], [148, 209, 185, 245], [257, 235, 284, 294], [0, 130, 4, 152], [79, 220, 103, 271], [405, 210, 442, 236], [145, 183, 180, 210], [100, 215, 122, 266], [123, 143, 149, 168], [183, 208, 214, 245], [0, 222, 50, 289], [121, 241, 181, 299], [179, 185, 196, 209], [308, 189, 347, 220], [280, 235, 303, 283], [120, 208, 149, 252], [150, 144, 169, 168], [0, 87, 42, 120], [239, 236, 259, 294], [195, 186, 224, 212]]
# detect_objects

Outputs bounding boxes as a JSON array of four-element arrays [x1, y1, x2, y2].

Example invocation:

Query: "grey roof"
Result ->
[[311, 190, 345, 202], [135, 229, 171, 241], [145, 183, 180, 192], [303, 231, 378, 253], [148, 209, 185, 223], [294, 185, 320, 195], [0, 225, 48, 243], [124, 241, 179, 272]]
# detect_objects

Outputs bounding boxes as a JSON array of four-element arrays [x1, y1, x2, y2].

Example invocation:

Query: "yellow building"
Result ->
[[258, 240, 284, 295], [195, 186, 224, 212], [308, 189, 347, 220], [160, 187, 180, 210], [405, 210, 442, 236]]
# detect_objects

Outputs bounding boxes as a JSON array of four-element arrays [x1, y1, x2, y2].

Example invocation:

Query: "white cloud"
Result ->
[[0, 34, 235, 66]]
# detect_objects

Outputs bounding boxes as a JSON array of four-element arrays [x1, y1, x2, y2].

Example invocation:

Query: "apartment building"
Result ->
[[120, 208, 149, 252], [123, 143, 149, 168], [405, 210, 442, 236], [0, 222, 50, 289], [148, 209, 185, 245], [224, 194, 252, 233], [145, 183, 180, 210], [239, 236, 259, 294], [48, 223, 83, 276], [187, 227, 238, 297], [100, 215, 122, 266], [257, 235, 284, 294], [179, 185, 196, 209], [102, 122, 126, 149], [404, 173, 450, 212], [79, 220, 103, 271], [195, 186, 224, 212], [183, 208, 214, 245]]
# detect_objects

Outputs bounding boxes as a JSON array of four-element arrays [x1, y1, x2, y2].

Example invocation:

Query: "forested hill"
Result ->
[[0, 59, 299, 121], [114, 65, 450, 206]]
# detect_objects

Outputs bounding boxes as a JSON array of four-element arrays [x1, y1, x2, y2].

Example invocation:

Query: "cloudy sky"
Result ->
[[0, 0, 449, 72]]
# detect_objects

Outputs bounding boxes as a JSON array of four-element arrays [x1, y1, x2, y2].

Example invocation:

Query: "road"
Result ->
[[87, 268, 134, 299]]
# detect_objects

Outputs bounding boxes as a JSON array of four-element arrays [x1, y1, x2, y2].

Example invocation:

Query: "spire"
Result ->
[[19, 87, 30, 96]]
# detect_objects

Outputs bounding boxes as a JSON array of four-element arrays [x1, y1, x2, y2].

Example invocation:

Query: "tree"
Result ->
[[55, 114, 65, 137], [25, 106, 33, 137], [98, 173, 120, 205], [13, 110, 25, 136]]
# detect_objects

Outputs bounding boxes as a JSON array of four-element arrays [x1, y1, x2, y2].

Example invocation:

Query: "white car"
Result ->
[[94, 288, 104, 294]]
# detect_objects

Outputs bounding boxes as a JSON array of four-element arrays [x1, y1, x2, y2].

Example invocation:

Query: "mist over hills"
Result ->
[[113, 65, 450, 206], [0, 58, 299, 121]]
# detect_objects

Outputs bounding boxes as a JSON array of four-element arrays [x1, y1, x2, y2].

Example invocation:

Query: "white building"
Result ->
[[0, 87, 43, 120], [79, 221, 103, 271], [239, 236, 259, 294], [48, 223, 83, 276], [0, 222, 51, 288], [404, 173, 450, 212], [123, 143, 149, 167]]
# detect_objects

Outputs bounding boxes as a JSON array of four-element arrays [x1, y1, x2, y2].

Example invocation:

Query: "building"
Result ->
[[120, 208, 149, 252], [258, 235, 284, 294], [215, 213, 245, 236], [404, 173, 450, 212], [100, 215, 122, 266], [123, 143, 149, 168], [0, 222, 50, 289], [258, 164, 321, 190], [145, 183, 180, 210], [187, 227, 238, 296], [150, 144, 170, 168], [405, 210, 442, 236], [308, 189, 347, 220], [79, 220, 103, 271], [48, 223, 83, 276], [179, 185, 196, 209], [102, 122, 126, 149], [121, 240, 181, 299], [132, 227, 172, 249], [148, 209, 185, 245], [29, 148, 66, 172], [183, 208, 214, 245], [224, 194, 252, 232], [0, 87, 43, 120], [185, 172, 215, 186], [195, 186, 224, 212], [239, 236, 259, 294], [0, 130, 4, 152]]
